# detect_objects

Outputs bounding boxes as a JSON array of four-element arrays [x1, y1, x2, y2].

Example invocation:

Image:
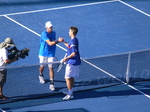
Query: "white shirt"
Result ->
[[0, 48, 8, 67]]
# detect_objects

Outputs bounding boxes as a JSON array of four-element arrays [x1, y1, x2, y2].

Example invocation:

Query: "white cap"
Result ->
[[45, 21, 53, 28]]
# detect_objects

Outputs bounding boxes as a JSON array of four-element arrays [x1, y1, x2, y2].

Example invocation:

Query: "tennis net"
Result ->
[[1, 49, 150, 103]]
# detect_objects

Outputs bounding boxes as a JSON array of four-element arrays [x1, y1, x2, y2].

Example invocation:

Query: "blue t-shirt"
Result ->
[[39, 31, 56, 57], [67, 37, 81, 65]]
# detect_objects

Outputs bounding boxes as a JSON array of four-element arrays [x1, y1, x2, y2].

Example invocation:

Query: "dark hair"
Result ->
[[70, 26, 78, 35]]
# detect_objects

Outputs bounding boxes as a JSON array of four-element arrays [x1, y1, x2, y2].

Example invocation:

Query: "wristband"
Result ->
[[55, 41, 59, 44]]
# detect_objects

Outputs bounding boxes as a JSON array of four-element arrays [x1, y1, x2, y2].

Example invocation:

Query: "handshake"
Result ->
[[58, 37, 64, 43]]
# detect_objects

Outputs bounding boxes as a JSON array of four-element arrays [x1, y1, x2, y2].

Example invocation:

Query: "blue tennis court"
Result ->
[[0, 0, 150, 112]]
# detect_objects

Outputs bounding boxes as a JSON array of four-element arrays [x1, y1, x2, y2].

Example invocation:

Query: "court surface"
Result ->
[[0, 0, 150, 112]]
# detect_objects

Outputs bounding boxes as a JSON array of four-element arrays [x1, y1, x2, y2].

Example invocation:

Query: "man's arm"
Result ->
[[1, 48, 18, 65], [63, 52, 76, 62], [46, 37, 64, 46], [4, 58, 18, 64], [63, 42, 69, 47]]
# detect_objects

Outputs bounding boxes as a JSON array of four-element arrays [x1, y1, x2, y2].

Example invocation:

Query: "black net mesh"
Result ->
[[1, 49, 150, 103]]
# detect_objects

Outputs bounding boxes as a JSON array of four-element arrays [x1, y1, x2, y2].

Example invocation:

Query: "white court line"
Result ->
[[3, 0, 150, 99], [119, 0, 150, 17], [0, 0, 119, 16], [0, 108, 6, 112], [83, 59, 150, 98]]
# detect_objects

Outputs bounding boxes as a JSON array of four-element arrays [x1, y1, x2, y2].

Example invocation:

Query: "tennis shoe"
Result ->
[[39, 76, 45, 84], [0, 94, 9, 100], [49, 84, 55, 91], [63, 94, 74, 101]]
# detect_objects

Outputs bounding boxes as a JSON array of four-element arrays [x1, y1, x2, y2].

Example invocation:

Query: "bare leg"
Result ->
[[0, 85, 8, 99], [39, 66, 44, 75], [62, 77, 74, 100], [49, 67, 55, 91], [66, 77, 74, 94], [49, 67, 54, 80], [39, 66, 45, 84], [0, 86, 3, 96]]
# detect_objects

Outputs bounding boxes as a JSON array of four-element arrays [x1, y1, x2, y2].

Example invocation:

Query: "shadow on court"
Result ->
[[0, 0, 148, 7], [0, 0, 106, 6], [1, 81, 150, 111], [1, 108, 90, 112], [75, 81, 150, 99], [24, 108, 89, 112]]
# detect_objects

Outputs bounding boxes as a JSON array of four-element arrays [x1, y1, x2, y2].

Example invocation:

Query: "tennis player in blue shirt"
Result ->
[[62, 26, 81, 100], [39, 21, 64, 91]]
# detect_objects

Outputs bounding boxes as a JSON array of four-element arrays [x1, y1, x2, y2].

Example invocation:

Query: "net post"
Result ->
[[126, 53, 131, 83]]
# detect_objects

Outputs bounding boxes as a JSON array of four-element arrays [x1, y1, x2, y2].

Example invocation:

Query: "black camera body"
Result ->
[[8, 46, 29, 59]]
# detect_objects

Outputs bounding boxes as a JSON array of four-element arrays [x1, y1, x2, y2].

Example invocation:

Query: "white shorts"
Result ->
[[39, 56, 55, 68], [65, 64, 79, 79]]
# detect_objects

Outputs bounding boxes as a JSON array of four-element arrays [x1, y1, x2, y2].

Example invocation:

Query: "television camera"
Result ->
[[8, 46, 30, 59]]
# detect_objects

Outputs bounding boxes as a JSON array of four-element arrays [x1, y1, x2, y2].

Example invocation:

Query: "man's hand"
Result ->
[[13, 57, 19, 61], [58, 37, 64, 42], [4, 57, 18, 64], [63, 57, 68, 62]]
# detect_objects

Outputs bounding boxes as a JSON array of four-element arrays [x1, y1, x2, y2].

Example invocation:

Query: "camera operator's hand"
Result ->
[[4, 57, 18, 64], [10, 57, 18, 64], [14, 57, 19, 61]]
